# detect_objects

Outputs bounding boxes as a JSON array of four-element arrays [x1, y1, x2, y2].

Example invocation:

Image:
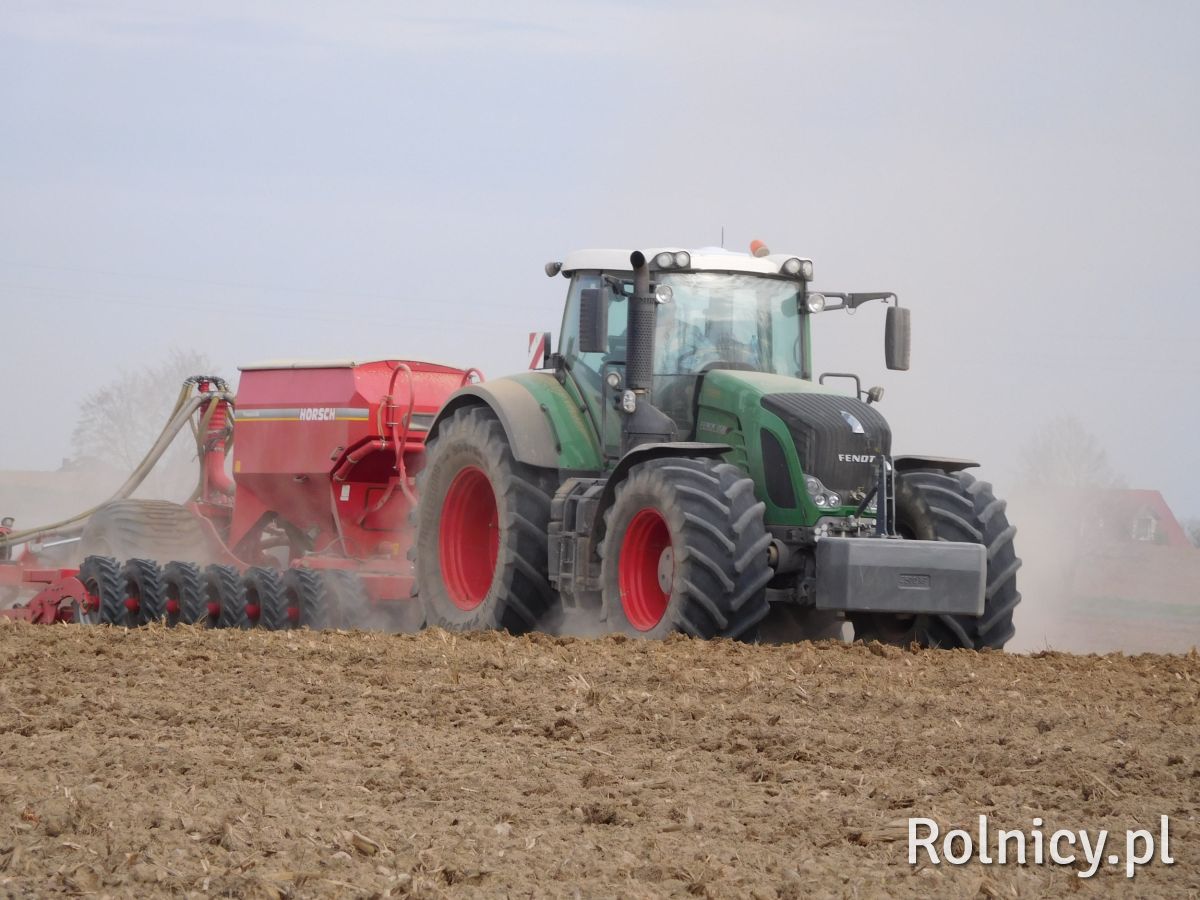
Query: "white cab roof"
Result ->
[[559, 246, 810, 276]]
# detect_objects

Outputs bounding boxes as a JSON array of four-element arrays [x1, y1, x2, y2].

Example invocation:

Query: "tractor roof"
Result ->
[[559, 247, 811, 277]]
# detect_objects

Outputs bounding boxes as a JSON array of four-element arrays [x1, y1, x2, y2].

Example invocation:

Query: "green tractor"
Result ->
[[414, 244, 1020, 648]]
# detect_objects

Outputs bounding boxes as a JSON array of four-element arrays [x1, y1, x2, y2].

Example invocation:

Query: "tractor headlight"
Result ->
[[805, 292, 826, 314], [805, 475, 841, 509], [621, 389, 637, 413], [654, 284, 674, 304], [653, 251, 691, 269], [779, 258, 814, 280]]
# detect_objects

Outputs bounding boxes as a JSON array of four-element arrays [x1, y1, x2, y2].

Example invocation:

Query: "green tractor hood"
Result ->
[[693, 370, 893, 528]]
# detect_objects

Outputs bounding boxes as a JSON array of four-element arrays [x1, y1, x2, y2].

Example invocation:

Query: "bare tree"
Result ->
[[70, 349, 219, 500], [1017, 416, 1123, 489], [1183, 518, 1200, 549]]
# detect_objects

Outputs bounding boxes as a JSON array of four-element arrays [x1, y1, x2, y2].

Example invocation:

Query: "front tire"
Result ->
[[599, 458, 772, 640], [415, 407, 555, 633], [851, 468, 1021, 649]]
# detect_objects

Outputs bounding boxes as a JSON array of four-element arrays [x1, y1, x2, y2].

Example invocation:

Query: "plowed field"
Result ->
[[1, 623, 1197, 897]]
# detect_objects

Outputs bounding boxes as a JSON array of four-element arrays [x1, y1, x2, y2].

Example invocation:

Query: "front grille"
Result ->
[[760, 392, 891, 502]]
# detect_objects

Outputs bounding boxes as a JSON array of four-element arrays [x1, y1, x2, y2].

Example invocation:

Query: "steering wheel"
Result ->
[[676, 341, 723, 373]]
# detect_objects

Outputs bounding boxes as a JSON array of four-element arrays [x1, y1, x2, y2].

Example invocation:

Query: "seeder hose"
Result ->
[[0, 380, 235, 550]]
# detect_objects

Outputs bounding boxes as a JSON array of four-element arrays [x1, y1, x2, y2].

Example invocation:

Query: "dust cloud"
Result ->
[[1006, 490, 1200, 655]]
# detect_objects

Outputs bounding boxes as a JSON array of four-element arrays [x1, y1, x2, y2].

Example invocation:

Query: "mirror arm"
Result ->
[[819, 291, 898, 311], [845, 291, 897, 309]]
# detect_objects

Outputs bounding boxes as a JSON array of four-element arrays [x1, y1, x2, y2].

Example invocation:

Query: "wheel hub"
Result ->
[[657, 547, 674, 594]]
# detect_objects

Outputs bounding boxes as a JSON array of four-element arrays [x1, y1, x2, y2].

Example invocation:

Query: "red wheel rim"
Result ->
[[439, 465, 499, 610], [619, 508, 672, 631]]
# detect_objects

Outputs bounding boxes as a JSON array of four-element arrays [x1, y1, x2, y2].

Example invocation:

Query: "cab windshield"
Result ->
[[652, 272, 805, 432], [654, 272, 803, 376]]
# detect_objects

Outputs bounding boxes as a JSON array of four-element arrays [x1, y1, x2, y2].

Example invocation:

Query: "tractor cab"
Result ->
[[549, 245, 907, 458]]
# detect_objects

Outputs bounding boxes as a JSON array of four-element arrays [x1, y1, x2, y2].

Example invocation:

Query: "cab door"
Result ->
[[557, 272, 629, 463]]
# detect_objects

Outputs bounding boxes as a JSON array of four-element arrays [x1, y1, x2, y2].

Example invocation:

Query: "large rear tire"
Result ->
[[851, 468, 1021, 650], [415, 407, 555, 633], [599, 458, 772, 640]]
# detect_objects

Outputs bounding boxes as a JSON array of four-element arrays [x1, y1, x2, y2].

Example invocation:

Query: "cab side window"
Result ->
[[559, 273, 627, 377]]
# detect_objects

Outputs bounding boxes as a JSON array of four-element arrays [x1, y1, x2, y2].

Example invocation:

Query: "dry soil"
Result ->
[[1, 623, 1198, 898]]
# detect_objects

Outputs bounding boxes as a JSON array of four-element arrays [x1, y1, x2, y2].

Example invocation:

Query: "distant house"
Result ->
[[1069, 488, 1200, 614], [1080, 489, 1193, 549]]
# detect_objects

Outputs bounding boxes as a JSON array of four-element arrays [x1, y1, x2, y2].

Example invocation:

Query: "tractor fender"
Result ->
[[589, 441, 731, 539], [428, 378, 571, 470], [893, 455, 979, 474]]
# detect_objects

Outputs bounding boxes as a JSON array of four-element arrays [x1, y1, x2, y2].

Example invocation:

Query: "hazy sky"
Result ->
[[2, 1, 1198, 516]]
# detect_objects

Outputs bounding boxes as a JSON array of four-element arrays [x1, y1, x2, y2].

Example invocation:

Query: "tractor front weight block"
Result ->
[[814, 538, 985, 617]]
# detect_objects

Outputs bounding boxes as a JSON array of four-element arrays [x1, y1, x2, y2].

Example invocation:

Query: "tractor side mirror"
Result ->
[[579, 288, 608, 354], [885, 306, 911, 371]]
